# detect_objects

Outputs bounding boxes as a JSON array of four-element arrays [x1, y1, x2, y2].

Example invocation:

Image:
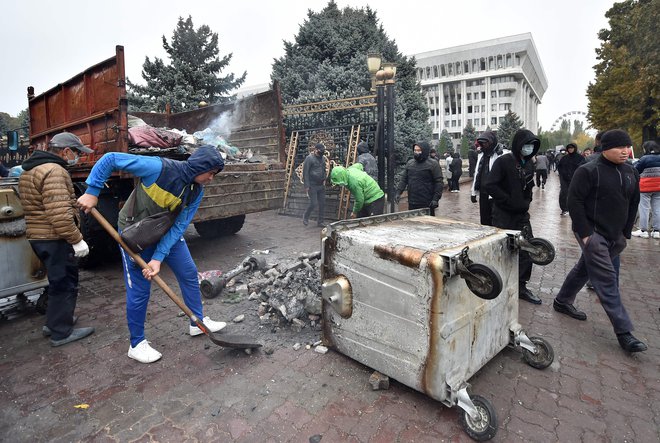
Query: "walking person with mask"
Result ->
[[356, 141, 378, 181], [483, 129, 542, 304], [552, 129, 646, 353], [77, 145, 227, 363], [557, 143, 586, 215], [18, 133, 95, 346], [395, 141, 443, 216], [302, 143, 327, 227], [471, 131, 502, 225]]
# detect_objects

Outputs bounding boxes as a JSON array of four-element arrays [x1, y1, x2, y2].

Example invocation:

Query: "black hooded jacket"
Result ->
[[483, 129, 540, 214], [557, 150, 586, 182], [396, 141, 444, 206]]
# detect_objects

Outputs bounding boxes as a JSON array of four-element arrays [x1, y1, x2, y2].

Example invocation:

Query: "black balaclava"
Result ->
[[414, 141, 431, 162]]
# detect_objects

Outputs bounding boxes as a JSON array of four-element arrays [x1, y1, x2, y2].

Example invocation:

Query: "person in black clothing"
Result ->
[[468, 144, 478, 177], [557, 143, 586, 215], [395, 141, 443, 216], [356, 141, 378, 181], [553, 129, 646, 353], [449, 152, 463, 192], [0, 160, 9, 178], [483, 129, 542, 304], [302, 143, 327, 227], [470, 131, 503, 225]]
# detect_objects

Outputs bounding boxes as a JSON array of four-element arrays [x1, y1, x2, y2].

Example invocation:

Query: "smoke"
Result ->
[[207, 100, 245, 138]]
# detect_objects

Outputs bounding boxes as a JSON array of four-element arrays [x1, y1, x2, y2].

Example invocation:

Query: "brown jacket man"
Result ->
[[19, 133, 95, 346]]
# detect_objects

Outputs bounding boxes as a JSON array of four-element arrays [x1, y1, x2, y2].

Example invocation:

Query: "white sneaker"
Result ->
[[652, 231, 660, 239], [189, 316, 227, 336], [632, 229, 649, 238], [128, 340, 162, 363]]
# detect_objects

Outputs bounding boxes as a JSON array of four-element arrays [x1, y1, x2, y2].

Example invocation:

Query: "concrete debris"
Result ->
[[313, 340, 322, 347], [314, 345, 329, 354], [293, 343, 302, 351], [232, 314, 245, 323], [369, 371, 390, 391]]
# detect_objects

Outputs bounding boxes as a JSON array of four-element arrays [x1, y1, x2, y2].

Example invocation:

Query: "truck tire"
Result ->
[[195, 215, 246, 238]]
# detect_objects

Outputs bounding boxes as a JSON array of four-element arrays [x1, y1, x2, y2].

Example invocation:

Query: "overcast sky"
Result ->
[[2, 0, 616, 130]]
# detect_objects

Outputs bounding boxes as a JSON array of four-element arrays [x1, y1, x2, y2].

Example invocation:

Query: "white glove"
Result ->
[[72, 240, 89, 258]]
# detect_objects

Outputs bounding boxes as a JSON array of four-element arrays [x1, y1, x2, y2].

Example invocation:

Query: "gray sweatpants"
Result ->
[[555, 232, 633, 334]]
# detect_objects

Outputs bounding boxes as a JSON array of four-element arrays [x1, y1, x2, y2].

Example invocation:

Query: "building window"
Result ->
[[447, 64, 453, 75], [468, 119, 472, 126], [441, 65, 446, 76], [472, 59, 477, 72], [467, 93, 472, 100], [481, 92, 486, 99], [480, 58, 486, 70], [426, 67, 431, 78], [481, 118, 486, 126], [464, 60, 469, 73], [491, 91, 497, 98], [506, 54, 512, 67], [500, 103, 511, 111], [451, 120, 456, 127], [433, 66, 438, 77], [489, 58, 494, 69], [515, 55, 520, 66], [467, 105, 473, 113], [491, 117, 497, 125], [445, 121, 449, 127], [491, 104, 497, 111]]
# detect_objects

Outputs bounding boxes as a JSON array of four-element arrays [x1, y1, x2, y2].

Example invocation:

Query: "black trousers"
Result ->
[[29, 240, 79, 340], [556, 232, 632, 334], [491, 207, 533, 285], [559, 177, 570, 211], [304, 185, 326, 223], [535, 169, 547, 187], [357, 196, 385, 217]]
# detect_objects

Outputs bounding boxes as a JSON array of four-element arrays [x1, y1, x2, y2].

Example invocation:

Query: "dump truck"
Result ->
[[26, 46, 286, 264]]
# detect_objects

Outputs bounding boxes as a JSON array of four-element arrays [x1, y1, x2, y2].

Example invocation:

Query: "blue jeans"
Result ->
[[120, 237, 204, 347], [638, 192, 660, 232]]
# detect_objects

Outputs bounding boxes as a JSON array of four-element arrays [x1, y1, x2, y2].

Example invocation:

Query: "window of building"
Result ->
[[472, 59, 477, 72], [456, 62, 461, 74], [468, 119, 472, 126], [441, 65, 446, 76], [491, 117, 497, 125], [491, 91, 497, 98], [467, 93, 472, 100], [447, 64, 453, 75], [458, 119, 462, 127], [426, 67, 431, 78], [481, 92, 486, 99], [464, 60, 469, 73], [467, 105, 473, 113], [499, 103, 511, 111], [430, 109, 435, 116], [480, 58, 486, 70], [497, 55, 503, 69], [515, 55, 520, 66], [506, 54, 512, 67], [481, 118, 486, 126], [489, 57, 494, 69], [445, 121, 449, 127], [433, 66, 438, 77], [491, 104, 497, 111], [451, 120, 456, 127]]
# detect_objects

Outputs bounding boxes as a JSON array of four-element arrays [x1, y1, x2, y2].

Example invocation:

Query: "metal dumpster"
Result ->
[[320, 210, 554, 441], [0, 178, 48, 319]]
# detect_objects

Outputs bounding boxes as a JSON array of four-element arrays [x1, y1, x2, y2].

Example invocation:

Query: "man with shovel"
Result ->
[[77, 145, 227, 363]]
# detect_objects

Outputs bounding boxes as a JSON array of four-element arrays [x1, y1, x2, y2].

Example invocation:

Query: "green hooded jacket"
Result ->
[[330, 164, 384, 214]]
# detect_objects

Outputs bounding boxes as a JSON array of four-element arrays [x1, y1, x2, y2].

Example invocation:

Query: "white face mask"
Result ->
[[67, 153, 80, 166], [521, 144, 535, 156]]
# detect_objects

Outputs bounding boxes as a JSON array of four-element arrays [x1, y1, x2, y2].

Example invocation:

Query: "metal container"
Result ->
[[0, 179, 48, 318], [321, 210, 553, 441]]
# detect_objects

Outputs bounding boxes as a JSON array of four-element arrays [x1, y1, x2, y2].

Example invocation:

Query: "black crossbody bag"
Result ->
[[120, 188, 192, 253]]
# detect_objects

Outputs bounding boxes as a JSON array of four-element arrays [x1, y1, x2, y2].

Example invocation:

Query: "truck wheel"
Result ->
[[522, 336, 554, 369], [527, 238, 555, 265], [195, 215, 246, 238], [459, 395, 498, 441], [465, 263, 503, 300]]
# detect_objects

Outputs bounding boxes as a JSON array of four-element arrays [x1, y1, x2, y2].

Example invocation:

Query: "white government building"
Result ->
[[414, 33, 548, 146]]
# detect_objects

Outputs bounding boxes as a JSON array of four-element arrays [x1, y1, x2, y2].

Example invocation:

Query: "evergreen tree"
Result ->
[[17, 109, 30, 138], [572, 119, 584, 138], [271, 1, 431, 169], [0, 114, 9, 135], [497, 110, 523, 148], [459, 135, 469, 159], [462, 121, 477, 146], [587, 0, 658, 143], [128, 16, 246, 112], [438, 129, 453, 153]]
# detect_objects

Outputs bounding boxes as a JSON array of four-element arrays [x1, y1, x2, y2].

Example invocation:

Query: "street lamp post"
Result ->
[[383, 63, 396, 213]]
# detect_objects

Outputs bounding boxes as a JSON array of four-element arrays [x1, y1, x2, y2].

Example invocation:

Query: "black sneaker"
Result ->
[[519, 287, 542, 304], [50, 327, 95, 347], [553, 299, 587, 320], [42, 315, 79, 337], [616, 332, 647, 352], [302, 218, 309, 226]]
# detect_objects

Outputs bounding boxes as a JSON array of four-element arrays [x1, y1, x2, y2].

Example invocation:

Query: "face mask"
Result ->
[[521, 144, 535, 156], [413, 153, 423, 161], [67, 151, 80, 166]]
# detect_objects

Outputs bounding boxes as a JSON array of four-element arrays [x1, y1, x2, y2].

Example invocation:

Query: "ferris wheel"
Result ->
[[549, 110, 592, 133]]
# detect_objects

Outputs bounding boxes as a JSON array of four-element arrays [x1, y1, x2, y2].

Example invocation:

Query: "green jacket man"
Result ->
[[330, 164, 385, 218]]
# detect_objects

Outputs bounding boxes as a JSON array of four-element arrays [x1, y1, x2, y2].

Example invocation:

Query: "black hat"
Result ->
[[315, 143, 325, 150], [601, 129, 632, 151], [566, 143, 577, 150], [48, 133, 94, 153]]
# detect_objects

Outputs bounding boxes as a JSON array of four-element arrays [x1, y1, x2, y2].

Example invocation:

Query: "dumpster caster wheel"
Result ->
[[527, 238, 555, 265], [465, 264, 503, 300], [522, 336, 554, 369], [459, 395, 498, 441]]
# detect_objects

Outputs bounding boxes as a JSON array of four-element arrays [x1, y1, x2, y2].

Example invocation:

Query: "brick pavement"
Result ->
[[1, 171, 658, 442]]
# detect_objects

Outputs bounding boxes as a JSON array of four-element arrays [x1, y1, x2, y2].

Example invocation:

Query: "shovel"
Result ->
[[90, 208, 262, 349]]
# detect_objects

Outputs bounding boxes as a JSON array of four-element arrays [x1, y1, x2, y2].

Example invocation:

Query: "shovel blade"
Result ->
[[207, 332, 262, 349]]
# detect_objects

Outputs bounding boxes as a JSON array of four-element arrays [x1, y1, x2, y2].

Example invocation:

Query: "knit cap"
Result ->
[[601, 129, 632, 150]]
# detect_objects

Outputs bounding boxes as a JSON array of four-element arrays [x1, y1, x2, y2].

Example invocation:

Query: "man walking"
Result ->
[[483, 129, 542, 304], [557, 143, 585, 215], [470, 131, 502, 225], [534, 151, 549, 189], [553, 129, 646, 353], [302, 143, 327, 227], [356, 141, 378, 181], [395, 141, 443, 216], [19, 133, 95, 346]]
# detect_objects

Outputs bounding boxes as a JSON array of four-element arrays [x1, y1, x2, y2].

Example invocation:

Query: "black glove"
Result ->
[[470, 195, 478, 203], [394, 193, 401, 204], [429, 200, 438, 209]]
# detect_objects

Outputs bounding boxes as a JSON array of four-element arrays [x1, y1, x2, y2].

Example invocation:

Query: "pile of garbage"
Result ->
[[126, 115, 258, 163]]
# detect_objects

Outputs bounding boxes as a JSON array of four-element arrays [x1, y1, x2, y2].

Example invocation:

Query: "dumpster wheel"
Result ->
[[522, 336, 554, 369], [464, 263, 503, 300], [526, 238, 555, 266], [459, 395, 498, 441]]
